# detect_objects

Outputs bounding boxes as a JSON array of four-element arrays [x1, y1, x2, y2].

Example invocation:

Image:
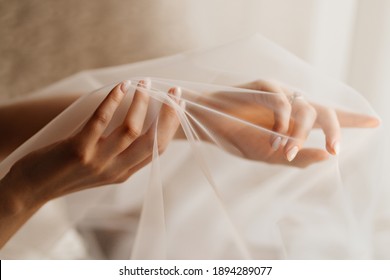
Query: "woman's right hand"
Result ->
[[3, 79, 183, 212]]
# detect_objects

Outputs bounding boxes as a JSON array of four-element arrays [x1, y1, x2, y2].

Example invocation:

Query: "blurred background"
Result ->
[[0, 0, 389, 142], [1, 0, 389, 259], [0, 0, 388, 113]]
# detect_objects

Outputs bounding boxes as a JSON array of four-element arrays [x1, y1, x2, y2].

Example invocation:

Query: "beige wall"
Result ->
[[0, 0, 326, 98], [1, 0, 389, 117]]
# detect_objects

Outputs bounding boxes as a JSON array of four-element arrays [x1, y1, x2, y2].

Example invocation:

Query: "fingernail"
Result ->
[[144, 78, 151, 89], [286, 146, 299, 162], [271, 136, 282, 151], [180, 100, 186, 109], [173, 87, 182, 101], [121, 80, 131, 93], [333, 141, 340, 155]]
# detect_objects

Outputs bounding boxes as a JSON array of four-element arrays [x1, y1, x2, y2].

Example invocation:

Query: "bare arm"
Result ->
[[0, 80, 182, 248], [0, 79, 379, 248], [0, 94, 80, 159], [176, 80, 380, 167]]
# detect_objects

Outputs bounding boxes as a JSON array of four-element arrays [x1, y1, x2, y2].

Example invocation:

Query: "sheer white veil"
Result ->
[[0, 34, 387, 259]]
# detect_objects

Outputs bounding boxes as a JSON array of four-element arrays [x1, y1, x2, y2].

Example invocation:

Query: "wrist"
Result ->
[[0, 169, 44, 216]]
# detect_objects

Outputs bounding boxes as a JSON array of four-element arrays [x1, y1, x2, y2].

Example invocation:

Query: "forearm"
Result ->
[[0, 89, 210, 156], [0, 94, 80, 159], [0, 171, 44, 248]]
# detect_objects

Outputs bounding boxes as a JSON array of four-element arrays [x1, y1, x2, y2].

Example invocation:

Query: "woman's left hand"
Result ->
[[185, 80, 380, 167]]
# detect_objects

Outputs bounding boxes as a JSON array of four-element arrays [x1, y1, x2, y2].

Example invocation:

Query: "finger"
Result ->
[[155, 87, 183, 153], [288, 148, 329, 168], [260, 82, 292, 132], [284, 101, 317, 161], [116, 87, 183, 166], [267, 93, 292, 150], [312, 104, 341, 155], [100, 79, 150, 158], [268, 147, 329, 168], [336, 110, 380, 128], [78, 81, 131, 146], [250, 81, 292, 151]]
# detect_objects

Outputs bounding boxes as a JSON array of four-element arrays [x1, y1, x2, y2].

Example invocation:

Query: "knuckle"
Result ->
[[67, 140, 89, 165], [254, 79, 269, 88], [306, 105, 317, 119], [110, 90, 123, 104], [114, 174, 130, 184], [274, 95, 290, 111], [296, 104, 317, 119], [273, 121, 287, 132], [254, 80, 264, 88], [99, 170, 117, 182], [261, 79, 280, 90], [89, 162, 106, 175], [67, 140, 107, 173], [322, 107, 335, 118], [94, 110, 110, 126], [122, 123, 142, 139]]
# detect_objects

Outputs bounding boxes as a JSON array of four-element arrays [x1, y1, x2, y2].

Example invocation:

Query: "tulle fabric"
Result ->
[[0, 34, 388, 259]]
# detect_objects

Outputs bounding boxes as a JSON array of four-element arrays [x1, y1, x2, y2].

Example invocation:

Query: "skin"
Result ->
[[0, 79, 183, 248], [0, 79, 380, 248], [179, 80, 379, 166]]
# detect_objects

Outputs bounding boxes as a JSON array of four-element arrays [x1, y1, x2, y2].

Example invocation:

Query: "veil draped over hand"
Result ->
[[0, 34, 387, 259]]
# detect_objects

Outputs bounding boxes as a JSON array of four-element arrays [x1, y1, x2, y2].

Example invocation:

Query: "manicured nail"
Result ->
[[121, 80, 131, 93], [333, 141, 340, 155], [286, 146, 299, 162], [173, 87, 182, 101], [271, 136, 282, 151], [144, 78, 151, 89], [281, 137, 288, 146], [180, 100, 186, 109]]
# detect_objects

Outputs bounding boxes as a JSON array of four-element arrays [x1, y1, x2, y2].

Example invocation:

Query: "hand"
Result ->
[[5, 80, 183, 211], [186, 80, 380, 168]]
